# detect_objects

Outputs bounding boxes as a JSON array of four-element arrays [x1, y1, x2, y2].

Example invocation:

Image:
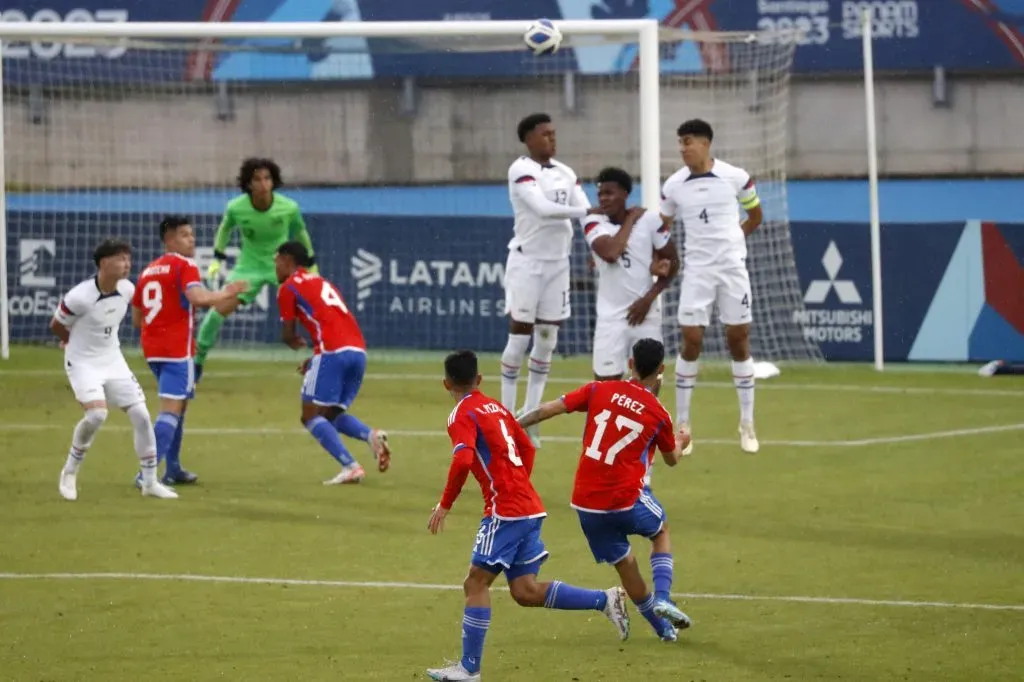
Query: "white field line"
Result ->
[[0, 571, 1020, 612], [1, 368, 1023, 398], [1, 422, 1022, 448]]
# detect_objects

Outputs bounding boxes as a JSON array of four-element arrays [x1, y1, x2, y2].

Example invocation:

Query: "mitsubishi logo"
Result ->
[[804, 241, 862, 305], [350, 249, 382, 311]]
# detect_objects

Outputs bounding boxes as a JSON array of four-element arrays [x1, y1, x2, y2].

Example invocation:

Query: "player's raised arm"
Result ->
[[288, 206, 319, 274], [589, 206, 643, 264], [737, 174, 763, 236], [510, 163, 593, 221], [518, 382, 595, 429], [208, 205, 236, 282]]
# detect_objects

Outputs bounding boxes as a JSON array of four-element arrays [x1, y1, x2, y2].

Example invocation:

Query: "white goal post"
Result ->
[[0, 19, 814, 364]]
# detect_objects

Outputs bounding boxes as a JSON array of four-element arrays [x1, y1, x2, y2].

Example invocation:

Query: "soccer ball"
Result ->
[[523, 19, 563, 56]]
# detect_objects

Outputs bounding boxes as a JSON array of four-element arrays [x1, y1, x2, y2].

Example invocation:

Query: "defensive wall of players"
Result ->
[[5, 75, 1022, 190]]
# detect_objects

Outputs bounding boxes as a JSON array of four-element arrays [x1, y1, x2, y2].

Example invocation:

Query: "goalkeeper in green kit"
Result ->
[[195, 157, 317, 377]]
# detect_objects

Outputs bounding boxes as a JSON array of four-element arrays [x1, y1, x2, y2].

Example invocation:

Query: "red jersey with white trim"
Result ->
[[277, 269, 365, 354], [132, 253, 202, 361], [440, 390, 545, 520], [560, 380, 677, 512]]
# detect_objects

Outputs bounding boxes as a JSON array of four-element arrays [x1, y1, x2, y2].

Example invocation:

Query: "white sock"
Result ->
[[525, 324, 558, 411], [65, 408, 108, 474], [675, 358, 698, 425], [126, 403, 158, 485], [500, 333, 531, 411], [732, 358, 755, 424]]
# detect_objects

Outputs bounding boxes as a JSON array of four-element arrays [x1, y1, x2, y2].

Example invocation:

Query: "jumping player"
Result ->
[[274, 241, 390, 484], [132, 215, 249, 485], [660, 119, 764, 454], [51, 238, 177, 501], [500, 113, 603, 447], [518, 338, 693, 641], [196, 157, 317, 376], [425, 349, 629, 682]]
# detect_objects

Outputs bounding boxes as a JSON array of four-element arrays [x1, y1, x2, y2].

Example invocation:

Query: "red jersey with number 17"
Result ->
[[441, 390, 546, 520], [560, 380, 677, 513], [132, 253, 202, 361], [277, 269, 365, 354]]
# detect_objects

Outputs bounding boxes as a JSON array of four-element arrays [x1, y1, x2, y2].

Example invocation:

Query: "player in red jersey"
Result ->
[[423, 349, 630, 682], [274, 241, 390, 485], [131, 215, 248, 486], [518, 338, 694, 642]]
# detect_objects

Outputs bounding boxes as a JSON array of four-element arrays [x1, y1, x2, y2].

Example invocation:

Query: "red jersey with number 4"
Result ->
[[561, 380, 677, 513], [441, 390, 546, 520], [132, 253, 202, 361], [277, 269, 365, 354]]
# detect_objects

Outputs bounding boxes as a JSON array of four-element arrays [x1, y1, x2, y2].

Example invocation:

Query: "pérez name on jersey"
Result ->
[[610, 392, 646, 416]]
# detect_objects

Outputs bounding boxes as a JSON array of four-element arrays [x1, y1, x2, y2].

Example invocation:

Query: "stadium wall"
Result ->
[[5, 77, 1023, 189]]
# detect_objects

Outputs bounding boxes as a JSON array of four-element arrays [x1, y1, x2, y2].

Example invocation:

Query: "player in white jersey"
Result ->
[[500, 112, 603, 447], [660, 119, 764, 454], [584, 167, 679, 381], [49, 238, 178, 501]]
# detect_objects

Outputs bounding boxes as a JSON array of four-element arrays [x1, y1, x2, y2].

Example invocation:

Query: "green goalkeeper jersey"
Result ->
[[213, 193, 314, 271]]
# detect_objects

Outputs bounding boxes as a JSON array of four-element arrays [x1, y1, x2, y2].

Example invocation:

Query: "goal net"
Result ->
[[1, 22, 818, 363]]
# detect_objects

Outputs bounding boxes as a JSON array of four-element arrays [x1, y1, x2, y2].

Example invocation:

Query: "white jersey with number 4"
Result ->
[[54, 277, 135, 365], [507, 156, 590, 261], [584, 210, 671, 321], [659, 159, 759, 269]]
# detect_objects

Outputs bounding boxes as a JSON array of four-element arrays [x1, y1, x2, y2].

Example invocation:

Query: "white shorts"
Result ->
[[677, 264, 753, 327], [504, 248, 570, 324], [65, 355, 146, 408], [592, 317, 663, 377]]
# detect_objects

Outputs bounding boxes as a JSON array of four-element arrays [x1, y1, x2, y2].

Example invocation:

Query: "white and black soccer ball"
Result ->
[[523, 19, 563, 56]]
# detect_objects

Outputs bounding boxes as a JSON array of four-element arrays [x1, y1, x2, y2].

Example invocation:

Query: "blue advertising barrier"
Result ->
[[1, 0, 1021, 83], [9, 213, 1024, 361]]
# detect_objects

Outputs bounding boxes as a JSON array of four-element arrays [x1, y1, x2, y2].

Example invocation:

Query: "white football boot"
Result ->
[[324, 464, 365, 485], [141, 480, 179, 499], [425, 661, 480, 681], [602, 586, 630, 641], [368, 429, 391, 472], [739, 422, 760, 454], [58, 469, 78, 501]]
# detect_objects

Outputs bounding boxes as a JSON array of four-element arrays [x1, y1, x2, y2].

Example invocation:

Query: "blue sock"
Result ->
[[333, 413, 371, 441], [543, 581, 608, 611], [635, 593, 673, 637], [166, 412, 186, 472], [460, 606, 490, 675], [651, 552, 674, 602], [306, 416, 355, 466], [153, 412, 180, 469]]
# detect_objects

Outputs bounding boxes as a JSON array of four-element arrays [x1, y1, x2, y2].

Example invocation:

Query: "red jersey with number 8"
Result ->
[[132, 253, 202, 361], [560, 380, 677, 513], [277, 269, 365, 354], [444, 391, 545, 520]]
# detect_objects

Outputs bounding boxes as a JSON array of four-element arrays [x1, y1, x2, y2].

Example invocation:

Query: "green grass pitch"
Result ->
[[1, 346, 1022, 681]]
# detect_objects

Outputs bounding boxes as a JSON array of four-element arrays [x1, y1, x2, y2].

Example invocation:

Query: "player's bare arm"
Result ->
[[49, 317, 70, 345], [663, 424, 692, 466], [517, 398, 568, 429], [626, 239, 681, 327], [131, 306, 143, 329], [590, 206, 644, 264], [741, 202, 763, 236], [279, 318, 306, 350], [185, 279, 249, 308]]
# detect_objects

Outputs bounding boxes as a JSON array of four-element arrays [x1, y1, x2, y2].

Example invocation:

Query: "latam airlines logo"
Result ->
[[803, 241, 862, 305], [350, 248, 506, 317]]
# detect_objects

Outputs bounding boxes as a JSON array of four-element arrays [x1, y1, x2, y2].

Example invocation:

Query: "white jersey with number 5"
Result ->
[[54, 277, 135, 365], [507, 156, 590, 261], [659, 159, 758, 268]]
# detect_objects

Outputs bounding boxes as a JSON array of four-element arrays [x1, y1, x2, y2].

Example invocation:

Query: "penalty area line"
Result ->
[[0, 572, 1021, 612]]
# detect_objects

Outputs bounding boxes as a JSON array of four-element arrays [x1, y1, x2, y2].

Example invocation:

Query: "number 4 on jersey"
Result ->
[[585, 409, 644, 465], [699, 208, 709, 223], [320, 281, 349, 314]]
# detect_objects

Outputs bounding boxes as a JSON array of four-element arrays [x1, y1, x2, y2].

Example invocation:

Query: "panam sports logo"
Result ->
[[350, 249, 506, 317]]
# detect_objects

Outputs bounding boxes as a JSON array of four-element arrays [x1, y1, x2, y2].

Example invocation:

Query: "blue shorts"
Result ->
[[471, 516, 550, 581], [576, 489, 667, 565], [301, 350, 366, 409], [147, 359, 195, 400]]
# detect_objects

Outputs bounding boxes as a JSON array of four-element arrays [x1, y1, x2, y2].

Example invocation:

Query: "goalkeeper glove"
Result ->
[[207, 251, 227, 281]]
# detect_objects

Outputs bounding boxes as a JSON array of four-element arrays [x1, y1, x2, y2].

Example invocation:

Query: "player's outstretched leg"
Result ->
[[611, 553, 679, 642], [330, 351, 391, 472], [674, 325, 703, 456], [648, 526, 691, 632], [333, 413, 390, 472], [59, 404, 108, 501], [302, 404, 364, 485], [507, 571, 630, 641], [726, 323, 758, 453], [125, 403, 178, 499]]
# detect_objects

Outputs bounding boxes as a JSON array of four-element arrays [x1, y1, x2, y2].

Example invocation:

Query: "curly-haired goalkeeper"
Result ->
[[195, 157, 317, 377]]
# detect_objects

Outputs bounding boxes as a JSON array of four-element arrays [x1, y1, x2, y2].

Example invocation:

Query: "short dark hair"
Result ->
[[93, 238, 132, 266], [238, 157, 283, 194], [632, 338, 665, 380], [159, 215, 192, 241], [676, 119, 714, 142], [517, 113, 552, 143], [445, 349, 478, 388], [596, 167, 633, 194], [276, 241, 312, 267]]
